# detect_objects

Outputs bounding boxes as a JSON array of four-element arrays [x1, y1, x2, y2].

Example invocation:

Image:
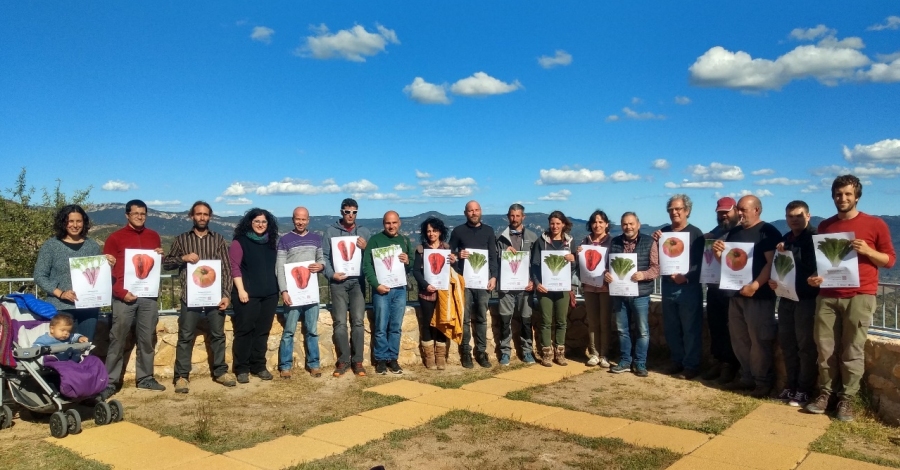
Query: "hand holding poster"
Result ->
[[123, 249, 161, 297], [771, 251, 799, 301], [608, 253, 638, 297], [578, 246, 607, 287], [463, 249, 490, 289], [372, 245, 407, 288], [69, 255, 112, 308], [423, 249, 451, 291], [500, 249, 530, 291], [331, 236, 361, 277], [813, 233, 860, 288], [720, 242, 754, 290], [699, 239, 721, 284], [659, 232, 691, 275], [187, 260, 222, 307], [283, 261, 320, 306], [540, 250, 572, 292]]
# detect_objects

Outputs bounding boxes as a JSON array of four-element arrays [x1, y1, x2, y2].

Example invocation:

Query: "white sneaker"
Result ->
[[598, 357, 611, 368], [586, 355, 600, 366], [789, 391, 809, 407]]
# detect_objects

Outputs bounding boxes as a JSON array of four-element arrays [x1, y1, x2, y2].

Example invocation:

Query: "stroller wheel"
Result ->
[[108, 399, 125, 422], [49, 411, 68, 438], [0, 405, 12, 430], [65, 409, 82, 434], [94, 402, 112, 426]]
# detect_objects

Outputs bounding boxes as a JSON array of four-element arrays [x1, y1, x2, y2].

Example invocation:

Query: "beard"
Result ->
[[194, 221, 209, 231]]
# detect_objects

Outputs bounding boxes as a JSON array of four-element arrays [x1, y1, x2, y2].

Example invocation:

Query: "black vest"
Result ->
[[609, 234, 654, 296], [235, 235, 278, 297]]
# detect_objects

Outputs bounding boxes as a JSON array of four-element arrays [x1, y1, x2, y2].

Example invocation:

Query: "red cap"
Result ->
[[715, 197, 736, 212]]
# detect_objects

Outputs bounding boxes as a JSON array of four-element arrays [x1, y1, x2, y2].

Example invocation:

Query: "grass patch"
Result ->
[[810, 396, 900, 468]]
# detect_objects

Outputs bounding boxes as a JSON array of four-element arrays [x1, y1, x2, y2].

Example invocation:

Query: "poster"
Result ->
[[608, 253, 638, 297], [813, 232, 860, 288], [720, 242, 754, 291], [771, 251, 799, 302], [331, 236, 361, 277], [659, 232, 691, 276], [423, 249, 451, 291], [540, 250, 572, 292], [283, 261, 320, 306], [372, 245, 407, 288], [69, 255, 112, 308], [187, 260, 222, 307], [123, 249, 161, 297], [463, 248, 490, 289], [578, 246, 607, 287], [500, 250, 530, 291], [700, 239, 721, 284]]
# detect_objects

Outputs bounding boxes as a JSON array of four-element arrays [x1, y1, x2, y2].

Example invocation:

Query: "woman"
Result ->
[[411, 217, 456, 370], [33, 204, 116, 340], [575, 210, 613, 367], [531, 210, 576, 367], [229, 208, 279, 383]]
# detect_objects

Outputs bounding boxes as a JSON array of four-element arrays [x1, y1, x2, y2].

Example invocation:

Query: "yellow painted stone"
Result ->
[[302, 415, 408, 448], [607, 421, 710, 454], [796, 452, 895, 470], [411, 388, 501, 410], [536, 409, 632, 437], [722, 416, 826, 448], [46, 422, 162, 456], [225, 435, 346, 470], [460, 377, 535, 396], [493, 366, 577, 385], [89, 436, 212, 470], [167, 454, 263, 470], [690, 435, 808, 470], [743, 403, 831, 430], [359, 401, 449, 427], [364, 379, 443, 399], [667, 455, 757, 470], [469, 398, 563, 424]]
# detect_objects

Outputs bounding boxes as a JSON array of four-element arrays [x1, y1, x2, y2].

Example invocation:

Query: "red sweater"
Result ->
[[103, 225, 162, 300], [818, 212, 895, 298]]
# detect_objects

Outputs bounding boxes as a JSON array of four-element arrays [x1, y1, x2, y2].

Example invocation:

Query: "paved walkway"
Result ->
[[48, 363, 893, 469]]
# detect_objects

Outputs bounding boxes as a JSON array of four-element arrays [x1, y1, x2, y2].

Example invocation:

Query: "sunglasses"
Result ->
[[342, 210, 358, 215]]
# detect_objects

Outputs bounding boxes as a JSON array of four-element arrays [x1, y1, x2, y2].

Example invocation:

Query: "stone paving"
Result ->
[[46, 363, 895, 470]]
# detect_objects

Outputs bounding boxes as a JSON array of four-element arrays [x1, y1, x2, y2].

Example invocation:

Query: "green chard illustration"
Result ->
[[372, 245, 400, 271], [817, 238, 853, 268], [501, 250, 527, 274], [467, 251, 487, 273], [71, 255, 106, 288], [611, 257, 636, 281], [773, 253, 794, 280], [543, 254, 569, 275]]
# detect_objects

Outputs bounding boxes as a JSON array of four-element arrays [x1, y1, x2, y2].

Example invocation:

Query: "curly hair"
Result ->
[[419, 217, 449, 244], [585, 209, 610, 234], [546, 210, 573, 236], [53, 204, 91, 239], [234, 208, 279, 247]]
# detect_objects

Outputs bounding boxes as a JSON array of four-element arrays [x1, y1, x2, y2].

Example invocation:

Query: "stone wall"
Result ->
[[864, 336, 900, 425]]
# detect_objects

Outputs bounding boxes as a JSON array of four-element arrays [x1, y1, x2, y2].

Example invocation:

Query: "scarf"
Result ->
[[246, 232, 269, 244]]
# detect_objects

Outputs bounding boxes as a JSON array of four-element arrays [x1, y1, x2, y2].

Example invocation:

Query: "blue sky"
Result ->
[[2, 2, 899, 230]]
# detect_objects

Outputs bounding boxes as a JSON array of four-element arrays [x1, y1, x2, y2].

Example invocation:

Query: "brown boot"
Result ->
[[434, 341, 447, 370], [540, 346, 554, 367], [554, 345, 568, 366], [421, 341, 436, 370]]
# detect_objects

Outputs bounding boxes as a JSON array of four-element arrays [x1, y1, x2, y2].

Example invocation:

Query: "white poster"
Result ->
[[500, 250, 530, 291], [578, 246, 607, 287], [540, 250, 572, 292], [659, 232, 691, 276], [720, 242, 754, 291], [372, 245, 407, 288], [423, 249, 451, 291], [463, 248, 490, 290], [331, 236, 362, 277], [284, 261, 320, 306], [69, 255, 112, 308], [123, 249, 161, 298], [700, 239, 721, 284], [187, 260, 222, 308], [608, 253, 639, 297], [813, 233, 860, 289], [771, 251, 799, 302]]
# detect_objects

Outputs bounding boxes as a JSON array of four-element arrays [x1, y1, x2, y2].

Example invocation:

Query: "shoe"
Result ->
[[701, 362, 722, 381], [308, 368, 322, 378], [598, 357, 611, 368], [376, 360, 387, 375], [522, 352, 536, 364], [540, 346, 554, 367], [805, 393, 830, 414], [664, 364, 685, 376], [475, 352, 491, 368], [461, 353, 474, 369], [434, 342, 448, 370], [100, 384, 118, 400], [723, 380, 755, 391], [717, 364, 738, 385], [835, 399, 854, 422], [674, 369, 699, 380], [214, 372, 237, 387], [586, 355, 600, 367], [174, 377, 189, 394], [789, 391, 809, 407], [750, 385, 772, 399], [499, 353, 510, 366], [633, 363, 649, 377], [137, 377, 166, 392], [280, 370, 293, 379], [333, 362, 350, 377], [420, 340, 436, 370], [236, 373, 250, 384], [553, 345, 568, 366], [387, 360, 403, 375], [351, 362, 367, 377], [253, 370, 274, 380], [777, 388, 794, 402], [609, 363, 631, 374]]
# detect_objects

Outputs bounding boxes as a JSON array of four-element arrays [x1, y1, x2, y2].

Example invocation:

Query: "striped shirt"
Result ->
[[163, 229, 233, 305], [275, 231, 324, 292]]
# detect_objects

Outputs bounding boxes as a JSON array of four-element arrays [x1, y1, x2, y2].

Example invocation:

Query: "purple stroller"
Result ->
[[0, 299, 124, 437]]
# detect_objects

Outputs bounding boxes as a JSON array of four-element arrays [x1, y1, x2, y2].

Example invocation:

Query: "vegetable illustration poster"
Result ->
[[372, 245, 407, 288], [331, 236, 361, 277], [284, 261, 320, 306], [463, 249, 490, 289], [700, 239, 721, 284], [540, 250, 572, 292], [608, 253, 638, 297], [659, 232, 691, 276], [123, 249, 161, 297], [186, 260, 222, 307], [578, 246, 607, 287], [812, 232, 860, 288], [719, 242, 754, 290], [69, 255, 112, 308], [423, 249, 451, 291], [770, 251, 799, 301], [500, 250, 530, 291]]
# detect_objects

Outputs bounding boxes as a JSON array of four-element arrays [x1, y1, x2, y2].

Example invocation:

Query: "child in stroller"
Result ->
[[33, 313, 89, 361], [0, 298, 124, 438]]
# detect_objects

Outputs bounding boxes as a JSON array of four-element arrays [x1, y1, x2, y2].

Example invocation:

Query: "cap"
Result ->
[[715, 197, 736, 212]]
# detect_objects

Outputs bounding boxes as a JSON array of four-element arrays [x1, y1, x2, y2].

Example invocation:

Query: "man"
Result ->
[[275, 207, 325, 378], [767, 200, 818, 407], [806, 175, 895, 421], [362, 211, 414, 375], [605, 212, 659, 377], [495, 203, 538, 365], [701, 197, 742, 384], [164, 201, 235, 393], [449, 200, 500, 368], [322, 198, 371, 377], [712, 195, 781, 398], [103, 200, 166, 395], [653, 195, 705, 379]]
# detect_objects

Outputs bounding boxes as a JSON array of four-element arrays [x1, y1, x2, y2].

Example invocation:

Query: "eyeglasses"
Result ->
[[128, 212, 147, 218], [252, 220, 268, 225], [342, 210, 358, 215], [667, 207, 686, 213]]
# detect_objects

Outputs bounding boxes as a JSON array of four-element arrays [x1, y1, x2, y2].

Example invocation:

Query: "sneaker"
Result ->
[[609, 363, 631, 374], [777, 388, 794, 402], [499, 353, 510, 366], [717, 364, 738, 385], [476, 353, 491, 368], [598, 357, 611, 368], [308, 368, 322, 378], [236, 373, 250, 384], [633, 364, 649, 378], [522, 352, 536, 364], [835, 399, 854, 422], [586, 355, 600, 367], [461, 354, 474, 369], [387, 360, 403, 375], [174, 377, 189, 394], [805, 393, 830, 414], [750, 385, 772, 399], [214, 373, 237, 387], [333, 362, 350, 377], [137, 377, 166, 392], [100, 384, 118, 400], [789, 391, 809, 407], [375, 360, 387, 375], [280, 369, 292, 379], [701, 362, 722, 381], [351, 362, 367, 377], [675, 369, 699, 380], [253, 370, 273, 381]]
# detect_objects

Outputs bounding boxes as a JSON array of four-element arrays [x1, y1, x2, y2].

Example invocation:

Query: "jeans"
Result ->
[[372, 287, 406, 361], [231, 293, 278, 374], [498, 290, 533, 356], [279, 303, 320, 371], [174, 303, 228, 379], [814, 294, 875, 399], [729, 296, 777, 387], [661, 282, 704, 370], [461, 288, 490, 356], [778, 297, 817, 393], [538, 292, 569, 348], [706, 285, 739, 366], [61, 307, 100, 342], [582, 291, 611, 358], [329, 279, 366, 364], [612, 295, 650, 367], [106, 297, 159, 384]]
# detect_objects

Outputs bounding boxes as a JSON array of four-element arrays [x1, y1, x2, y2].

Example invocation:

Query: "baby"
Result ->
[[33, 313, 89, 361]]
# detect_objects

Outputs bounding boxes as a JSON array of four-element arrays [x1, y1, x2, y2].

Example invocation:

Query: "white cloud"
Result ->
[[536, 168, 606, 185], [250, 26, 274, 44], [450, 72, 522, 96], [800, 185, 821, 193], [538, 50, 572, 69], [223, 182, 258, 196], [415, 170, 431, 179], [665, 181, 724, 189], [631, 97, 643, 105], [538, 189, 571, 201], [145, 200, 181, 207], [357, 192, 399, 200], [610, 170, 641, 182], [857, 58, 900, 83], [716, 189, 774, 198], [751, 168, 775, 175], [403, 77, 450, 105], [393, 183, 416, 191], [689, 162, 744, 181], [652, 159, 670, 170], [419, 176, 478, 198], [813, 164, 900, 179], [605, 115, 620, 122], [255, 178, 342, 195], [755, 177, 808, 185], [867, 16, 900, 31], [789, 24, 834, 41], [101, 180, 137, 191], [341, 179, 378, 193], [674, 96, 691, 105], [876, 51, 900, 63], [843, 139, 900, 164], [297, 24, 399, 62], [214, 197, 253, 205], [622, 107, 665, 120]]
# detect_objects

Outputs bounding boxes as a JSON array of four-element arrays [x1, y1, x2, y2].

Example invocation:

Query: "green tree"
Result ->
[[0, 168, 91, 277]]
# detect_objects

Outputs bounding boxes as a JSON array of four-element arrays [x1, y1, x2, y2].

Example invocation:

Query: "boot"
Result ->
[[540, 346, 554, 367], [421, 341, 436, 370], [434, 341, 447, 370], [554, 345, 568, 366]]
